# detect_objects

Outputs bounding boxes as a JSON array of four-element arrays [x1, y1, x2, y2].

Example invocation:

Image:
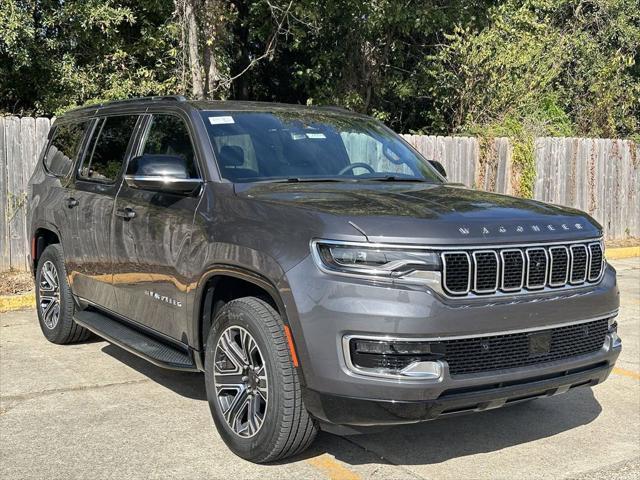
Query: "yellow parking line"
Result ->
[[612, 367, 640, 380], [0, 293, 35, 313], [606, 246, 640, 260], [307, 454, 362, 480]]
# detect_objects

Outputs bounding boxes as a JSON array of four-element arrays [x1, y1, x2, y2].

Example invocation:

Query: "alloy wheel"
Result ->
[[39, 260, 61, 329], [213, 326, 268, 438]]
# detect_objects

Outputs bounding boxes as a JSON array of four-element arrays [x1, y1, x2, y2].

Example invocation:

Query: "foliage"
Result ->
[[0, 0, 638, 139], [0, 0, 181, 115], [430, 0, 640, 138]]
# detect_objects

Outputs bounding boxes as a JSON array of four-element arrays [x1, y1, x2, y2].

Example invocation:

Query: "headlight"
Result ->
[[312, 241, 441, 279]]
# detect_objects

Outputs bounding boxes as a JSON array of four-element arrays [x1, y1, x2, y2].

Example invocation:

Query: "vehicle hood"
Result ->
[[233, 182, 602, 245]]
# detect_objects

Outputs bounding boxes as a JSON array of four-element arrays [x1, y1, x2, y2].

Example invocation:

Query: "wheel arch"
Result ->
[[31, 223, 64, 274], [192, 265, 291, 366]]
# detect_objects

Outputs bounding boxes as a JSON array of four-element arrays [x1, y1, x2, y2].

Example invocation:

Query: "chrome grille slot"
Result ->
[[526, 248, 548, 289], [501, 249, 524, 291], [588, 242, 603, 281], [549, 246, 569, 287], [442, 252, 471, 295], [472, 251, 499, 293], [570, 245, 588, 284]]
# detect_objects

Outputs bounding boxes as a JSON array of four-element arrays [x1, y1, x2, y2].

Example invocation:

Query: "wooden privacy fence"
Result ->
[[401, 135, 640, 240], [1, 117, 53, 272], [0, 116, 638, 271]]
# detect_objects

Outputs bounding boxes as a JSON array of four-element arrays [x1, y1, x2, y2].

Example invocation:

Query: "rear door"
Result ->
[[35, 119, 93, 260], [111, 112, 202, 340], [66, 114, 142, 310]]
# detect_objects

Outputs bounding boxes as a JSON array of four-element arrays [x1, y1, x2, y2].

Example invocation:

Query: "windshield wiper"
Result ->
[[366, 176, 429, 182], [266, 177, 357, 183]]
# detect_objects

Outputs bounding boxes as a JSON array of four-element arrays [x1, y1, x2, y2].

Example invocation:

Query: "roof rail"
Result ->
[[317, 105, 351, 113], [64, 95, 188, 114], [99, 95, 188, 107]]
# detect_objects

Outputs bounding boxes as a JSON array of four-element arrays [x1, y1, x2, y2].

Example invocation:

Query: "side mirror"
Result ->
[[125, 154, 202, 195], [428, 160, 447, 179]]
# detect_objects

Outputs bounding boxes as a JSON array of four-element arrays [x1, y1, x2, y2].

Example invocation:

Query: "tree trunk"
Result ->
[[185, 0, 204, 99]]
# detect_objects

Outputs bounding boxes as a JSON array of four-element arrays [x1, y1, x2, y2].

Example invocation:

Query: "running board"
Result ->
[[74, 310, 198, 371]]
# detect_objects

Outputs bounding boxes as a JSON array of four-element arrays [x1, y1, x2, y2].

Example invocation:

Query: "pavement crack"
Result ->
[[0, 378, 151, 414], [340, 435, 427, 480]]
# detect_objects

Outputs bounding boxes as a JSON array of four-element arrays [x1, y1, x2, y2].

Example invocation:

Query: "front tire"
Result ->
[[204, 297, 317, 463], [35, 244, 90, 344]]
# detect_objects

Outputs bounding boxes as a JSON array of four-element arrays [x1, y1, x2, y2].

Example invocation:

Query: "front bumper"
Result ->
[[280, 258, 620, 425], [303, 355, 617, 426]]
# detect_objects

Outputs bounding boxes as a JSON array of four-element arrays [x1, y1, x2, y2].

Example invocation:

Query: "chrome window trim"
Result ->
[[588, 241, 605, 282], [500, 249, 525, 292], [569, 244, 588, 284], [442, 251, 471, 295], [341, 311, 617, 380], [525, 247, 548, 289], [472, 250, 499, 294], [548, 246, 570, 287]]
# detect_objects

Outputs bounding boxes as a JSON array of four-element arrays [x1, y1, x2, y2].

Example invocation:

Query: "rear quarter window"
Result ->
[[79, 115, 139, 183], [44, 121, 91, 177]]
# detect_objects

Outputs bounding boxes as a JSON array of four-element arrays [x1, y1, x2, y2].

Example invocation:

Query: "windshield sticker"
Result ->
[[306, 133, 326, 139], [291, 132, 306, 140], [208, 116, 235, 125]]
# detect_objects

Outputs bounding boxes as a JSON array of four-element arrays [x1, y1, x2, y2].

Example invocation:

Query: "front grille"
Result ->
[[549, 246, 569, 286], [501, 250, 524, 290], [441, 239, 604, 297], [441, 319, 609, 376], [442, 252, 470, 294], [526, 248, 548, 288], [588, 243, 604, 281], [570, 245, 588, 283], [473, 251, 498, 292]]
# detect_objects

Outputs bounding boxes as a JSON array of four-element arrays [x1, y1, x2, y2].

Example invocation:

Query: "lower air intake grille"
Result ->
[[441, 319, 609, 376]]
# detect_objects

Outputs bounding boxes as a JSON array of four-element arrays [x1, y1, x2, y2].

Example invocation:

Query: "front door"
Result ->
[[111, 113, 202, 341], [66, 114, 141, 311]]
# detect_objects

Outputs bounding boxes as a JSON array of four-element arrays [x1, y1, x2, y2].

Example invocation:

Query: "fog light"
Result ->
[[348, 338, 445, 378], [608, 317, 621, 347], [353, 339, 441, 356]]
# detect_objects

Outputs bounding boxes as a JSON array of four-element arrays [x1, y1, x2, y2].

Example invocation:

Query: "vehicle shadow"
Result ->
[[305, 387, 603, 466], [101, 344, 207, 401], [100, 343, 603, 466]]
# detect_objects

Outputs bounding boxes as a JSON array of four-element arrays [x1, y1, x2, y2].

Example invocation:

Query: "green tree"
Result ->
[[0, 0, 181, 115]]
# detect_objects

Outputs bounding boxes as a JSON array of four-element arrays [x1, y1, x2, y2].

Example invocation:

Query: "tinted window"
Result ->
[[44, 122, 90, 177], [201, 111, 442, 183], [80, 115, 138, 182], [134, 114, 198, 178]]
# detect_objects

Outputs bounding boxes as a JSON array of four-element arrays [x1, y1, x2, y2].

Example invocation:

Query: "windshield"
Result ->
[[201, 111, 443, 183]]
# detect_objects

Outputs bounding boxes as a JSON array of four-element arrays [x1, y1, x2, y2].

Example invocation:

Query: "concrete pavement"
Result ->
[[1, 258, 638, 479]]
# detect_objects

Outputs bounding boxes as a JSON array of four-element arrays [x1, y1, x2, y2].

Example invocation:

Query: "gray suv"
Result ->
[[28, 96, 621, 462]]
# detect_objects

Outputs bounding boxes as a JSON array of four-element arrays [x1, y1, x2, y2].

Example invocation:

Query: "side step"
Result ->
[[74, 310, 198, 371]]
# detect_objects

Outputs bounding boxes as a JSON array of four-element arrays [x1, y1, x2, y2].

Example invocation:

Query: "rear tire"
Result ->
[[35, 244, 90, 344], [204, 297, 317, 463]]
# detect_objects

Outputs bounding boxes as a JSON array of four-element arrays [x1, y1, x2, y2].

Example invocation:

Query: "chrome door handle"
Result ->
[[115, 207, 136, 220]]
